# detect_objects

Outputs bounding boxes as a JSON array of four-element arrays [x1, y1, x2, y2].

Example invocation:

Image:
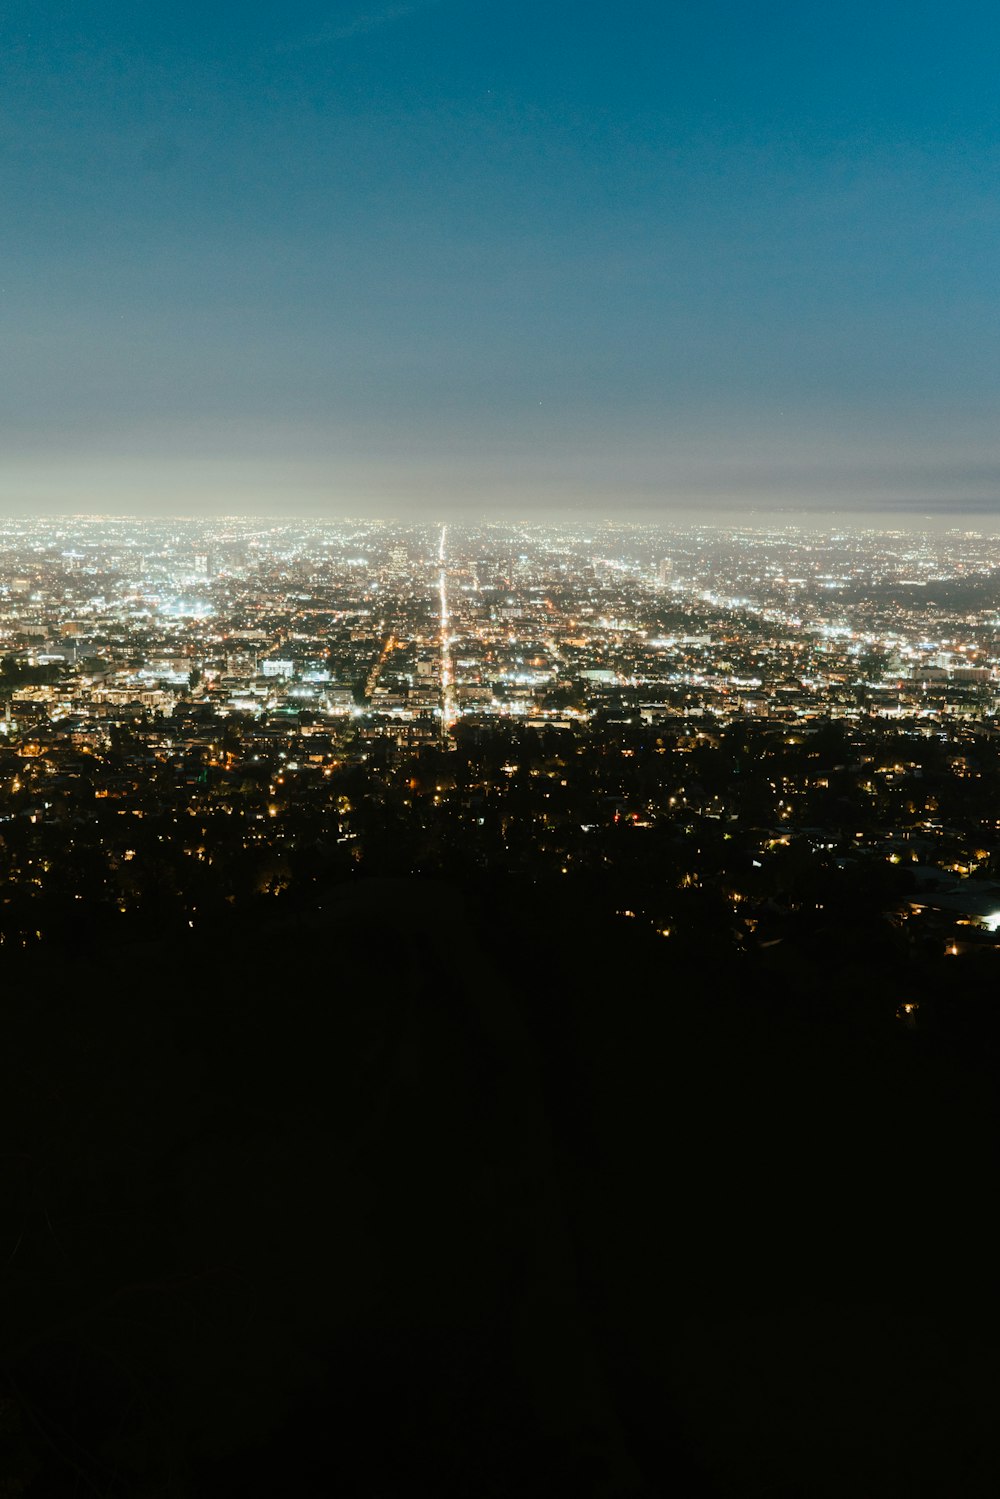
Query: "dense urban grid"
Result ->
[[3, 517, 1000, 975]]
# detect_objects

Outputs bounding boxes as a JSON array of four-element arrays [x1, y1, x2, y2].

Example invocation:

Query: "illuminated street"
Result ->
[[439, 524, 456, 737]]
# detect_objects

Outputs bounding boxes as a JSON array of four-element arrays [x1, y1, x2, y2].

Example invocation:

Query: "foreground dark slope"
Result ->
[[2, 876, 998, 1496]]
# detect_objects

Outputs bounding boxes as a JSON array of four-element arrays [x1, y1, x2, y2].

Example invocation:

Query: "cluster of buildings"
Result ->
[[3, 517, 1000, 966], [3, 518, 1000, 738]]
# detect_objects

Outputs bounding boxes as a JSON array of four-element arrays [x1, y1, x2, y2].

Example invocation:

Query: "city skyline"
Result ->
[[6, 7, 1000, 1475], [6, 512, 1000, 940]]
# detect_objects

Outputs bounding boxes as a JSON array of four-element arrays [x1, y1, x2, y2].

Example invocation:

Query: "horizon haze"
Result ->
[[3, 1, 998, 519]]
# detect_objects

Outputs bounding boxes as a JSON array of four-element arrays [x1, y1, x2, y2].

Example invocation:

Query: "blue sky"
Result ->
[[2, 1, 998, 518]]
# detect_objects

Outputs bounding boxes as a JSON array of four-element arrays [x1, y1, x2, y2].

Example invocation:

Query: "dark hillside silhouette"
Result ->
[[2, 875, 998, 1496]]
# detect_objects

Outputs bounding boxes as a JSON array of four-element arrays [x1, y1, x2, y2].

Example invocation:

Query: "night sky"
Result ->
[[3, 1, 998, 519]]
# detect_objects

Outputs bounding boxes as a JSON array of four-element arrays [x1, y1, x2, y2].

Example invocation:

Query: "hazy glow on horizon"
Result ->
[[3, 2, 999, 520]]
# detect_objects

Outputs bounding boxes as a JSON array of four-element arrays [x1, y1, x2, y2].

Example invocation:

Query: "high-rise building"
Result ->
[[656, 558, 673, 586]]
